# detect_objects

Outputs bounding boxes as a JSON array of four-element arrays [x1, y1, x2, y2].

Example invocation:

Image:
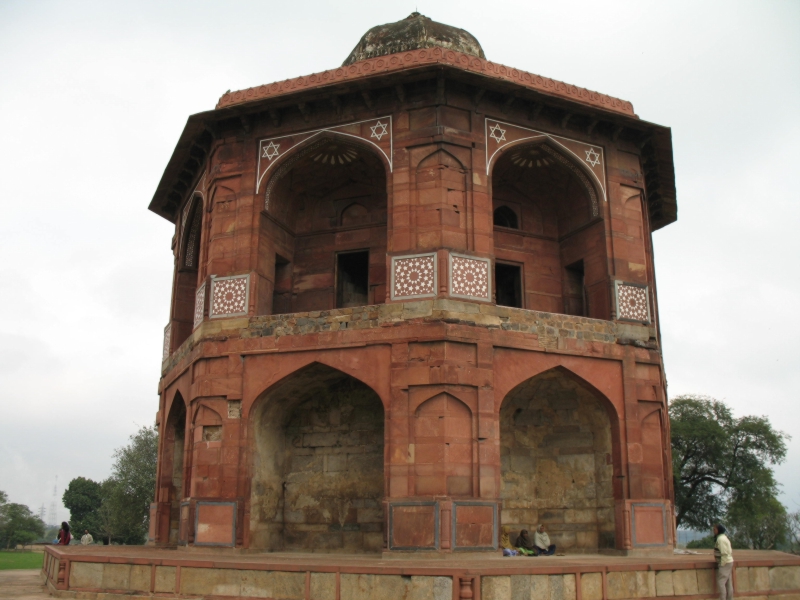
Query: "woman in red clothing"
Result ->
[[57, 522, 71, 545]]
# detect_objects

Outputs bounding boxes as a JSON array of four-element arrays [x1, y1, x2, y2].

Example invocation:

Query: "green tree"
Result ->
[[670, 395, 790, 532], [63, 477, 103, 539], [788, 511, 800, 555], [0, 495, 45, 549], [102, 426, 158, 544], [727, 494, 788, 550]]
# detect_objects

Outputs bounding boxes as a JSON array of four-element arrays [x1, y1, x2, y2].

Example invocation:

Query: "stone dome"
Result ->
[[342, 12, 486, 66]]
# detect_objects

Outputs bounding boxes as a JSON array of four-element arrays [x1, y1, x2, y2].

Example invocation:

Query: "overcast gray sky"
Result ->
[[1, 0, 798, 526]]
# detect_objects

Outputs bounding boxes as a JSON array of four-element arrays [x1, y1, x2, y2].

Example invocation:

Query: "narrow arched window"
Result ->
[[493, 206, 519, 229], [182, 198, 203, 270]]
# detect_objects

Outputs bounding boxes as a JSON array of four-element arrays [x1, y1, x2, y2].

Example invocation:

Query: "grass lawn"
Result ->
[[0, 550, 44, 570]]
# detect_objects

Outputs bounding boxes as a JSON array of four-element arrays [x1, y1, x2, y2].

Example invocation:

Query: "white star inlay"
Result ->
[[585, 148, 601, 167], [489, 123, 507, 143], [370, 121, 388, 141], [262, 141, 281, 160]]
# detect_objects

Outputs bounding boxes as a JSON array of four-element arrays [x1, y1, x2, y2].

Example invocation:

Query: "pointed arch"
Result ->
[[161, 391, 187, 545], [261, 131, 391, 208], [412, 392, 474, 497], [181, 195, 203, 270], [416, 147, 467, 171], [498, 366, 618, 551], [248, 362, 385, 552]]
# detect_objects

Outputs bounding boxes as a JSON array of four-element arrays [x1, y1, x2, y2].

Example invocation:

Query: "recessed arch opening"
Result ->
[[162, 393, 186, 545], [491, 141, 607, 317], [259, 136, 388, 314], [499, 367, 617, 552], [249, 363, 385, 553]]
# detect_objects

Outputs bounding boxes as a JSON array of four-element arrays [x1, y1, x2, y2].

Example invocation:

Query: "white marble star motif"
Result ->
[[489, 123, 507, 143], [585, 148, 601, 167], [370, 121, 388, 141], [262, 141, 281, 160]]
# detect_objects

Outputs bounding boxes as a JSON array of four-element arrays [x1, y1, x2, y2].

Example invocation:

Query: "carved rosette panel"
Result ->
[[210, 274, 250, 318], [193, 283, 206, 329], [391, 253, 437, 300], [615, 281, 650, 323], [449, 253, 491, 301], [162, 323, 171, 361]]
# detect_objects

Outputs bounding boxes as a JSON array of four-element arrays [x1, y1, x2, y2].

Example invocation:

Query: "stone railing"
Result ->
[[243, 299, 655, 346], [162, 300, 657, 376]]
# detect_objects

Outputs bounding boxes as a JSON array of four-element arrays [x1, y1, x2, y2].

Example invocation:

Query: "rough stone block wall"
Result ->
[[249, 368, 385, 553], [282, 387, 384, 552], [499, 370, 615, 550]]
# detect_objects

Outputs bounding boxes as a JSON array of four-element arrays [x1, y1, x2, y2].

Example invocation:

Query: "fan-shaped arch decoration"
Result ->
[[484, 119, 606, 208]]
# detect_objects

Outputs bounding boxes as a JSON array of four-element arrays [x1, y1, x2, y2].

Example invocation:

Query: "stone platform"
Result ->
[[42, 545, 800, 600]]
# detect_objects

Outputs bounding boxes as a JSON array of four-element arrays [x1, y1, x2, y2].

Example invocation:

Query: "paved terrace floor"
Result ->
[[0, 569, 51, 600]]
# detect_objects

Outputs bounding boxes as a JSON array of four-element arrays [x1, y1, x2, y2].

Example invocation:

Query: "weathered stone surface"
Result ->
[[671, 570, 698, 596], [695, 569, 714, 594], [530, 574, 550, 600], [154, 566, 176, 593], [340, 574, 450, 600], [771, 566, 800, 591], [736, 567, 750, 592], [582, 573, 603, 600], [310, 572, 336, 600], [751, 567, 770, 591], [483, 576, 511, 600], [69, 562, 103, 589], [608, 571, 638, 600], [655, 571, 673, 597], [180, 567, 242, 596], [129, 565, 151, 592]]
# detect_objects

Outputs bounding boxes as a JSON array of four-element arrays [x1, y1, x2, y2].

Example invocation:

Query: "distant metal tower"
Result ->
[[38, 503, 47, 523], [48, 476, 58, 526]]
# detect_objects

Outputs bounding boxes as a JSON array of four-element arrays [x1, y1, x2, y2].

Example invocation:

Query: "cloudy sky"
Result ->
[[1, 0, 797, 526]]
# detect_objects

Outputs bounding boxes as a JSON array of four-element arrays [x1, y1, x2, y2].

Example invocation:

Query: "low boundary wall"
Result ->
[[42, 546, 800, 600]]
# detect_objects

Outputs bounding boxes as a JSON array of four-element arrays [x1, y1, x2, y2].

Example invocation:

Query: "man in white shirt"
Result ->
[[534, 524, 556, 555], [80, 529, 94, 545], [714, 524, 734, 600]]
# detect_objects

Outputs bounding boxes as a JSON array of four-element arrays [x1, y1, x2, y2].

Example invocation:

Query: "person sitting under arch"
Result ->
[[514, 529, 537, 556], [534, 524, 556, 555]]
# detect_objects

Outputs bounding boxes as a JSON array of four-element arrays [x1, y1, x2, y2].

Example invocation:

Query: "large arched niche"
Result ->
[[259, 135, 389, 314], [249, 362, 385, 553], [491, 140, 608, 318], [161, 391, 187, 545], [499, 367, 616, 552]]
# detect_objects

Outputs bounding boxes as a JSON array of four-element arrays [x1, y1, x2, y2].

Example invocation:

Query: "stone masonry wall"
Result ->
[[281, 386, 384, 552], [500, 370, 615, 551]]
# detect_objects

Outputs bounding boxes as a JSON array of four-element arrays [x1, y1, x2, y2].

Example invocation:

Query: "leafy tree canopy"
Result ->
[[670, 395, 789, 540], [63, 477, 103, 538], [0, 492, 45, 549], [64, 426, 158, 545]]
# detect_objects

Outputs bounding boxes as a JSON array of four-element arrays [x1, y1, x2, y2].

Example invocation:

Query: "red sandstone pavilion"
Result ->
[[42, 12, 800, 600]]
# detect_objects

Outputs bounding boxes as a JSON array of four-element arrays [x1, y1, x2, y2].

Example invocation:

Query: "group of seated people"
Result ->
[[501, 524, 557, 556]]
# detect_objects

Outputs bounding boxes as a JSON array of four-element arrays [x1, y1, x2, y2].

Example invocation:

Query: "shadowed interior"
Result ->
[[499, 369, 616, 552], [250, 364, 385, 553]]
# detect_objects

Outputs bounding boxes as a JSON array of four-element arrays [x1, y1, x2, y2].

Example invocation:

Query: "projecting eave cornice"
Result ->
[[149, 50, 677, 230], [215, 48, 637, 118]]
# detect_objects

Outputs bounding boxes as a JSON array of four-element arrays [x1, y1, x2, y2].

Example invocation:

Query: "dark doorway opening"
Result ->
[[495, 262, 522, 308], [336, 251, 369, 308], [272, 254, 292, 315], [564, 260, 587, 316], [493, 206, 519, 229]]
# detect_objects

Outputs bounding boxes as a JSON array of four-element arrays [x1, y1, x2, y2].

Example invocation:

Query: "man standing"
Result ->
[[80, 529, 94, 545], [714, 524, 734, 600], [534, 524, 556, 555]]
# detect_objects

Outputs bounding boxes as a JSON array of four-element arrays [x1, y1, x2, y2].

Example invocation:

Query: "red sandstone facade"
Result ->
[[149, 14, 678, 556]]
